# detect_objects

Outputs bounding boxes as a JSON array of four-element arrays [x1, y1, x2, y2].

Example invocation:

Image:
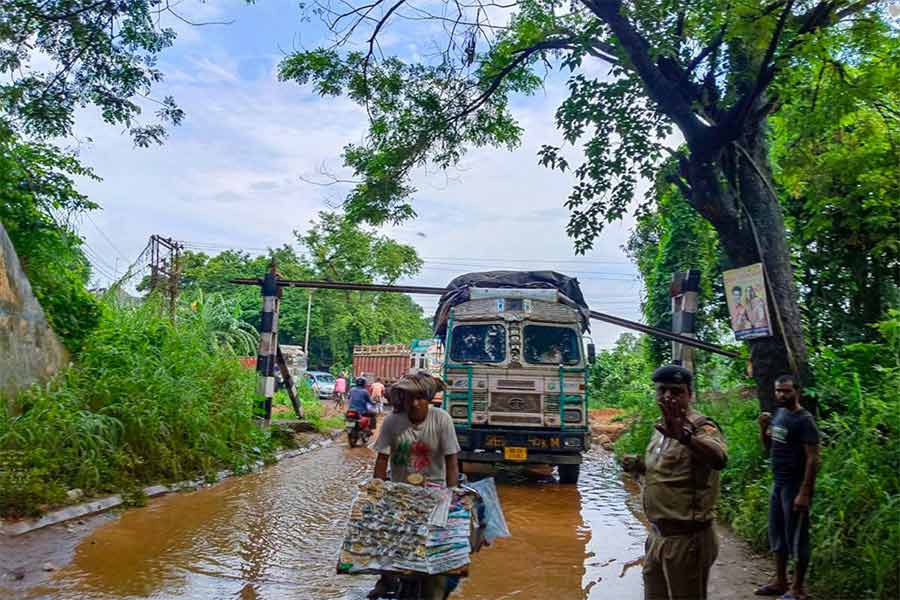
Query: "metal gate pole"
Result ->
[[671, 270, 700, 372], [255, 262, 279, 423], [304, 290, 312, 354]]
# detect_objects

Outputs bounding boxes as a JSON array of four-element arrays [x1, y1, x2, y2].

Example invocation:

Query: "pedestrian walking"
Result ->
[[621, 365, 728, 600], [754, 375, 821, 600], [371, 378, 385, 414], [334, 373, 347, 409]]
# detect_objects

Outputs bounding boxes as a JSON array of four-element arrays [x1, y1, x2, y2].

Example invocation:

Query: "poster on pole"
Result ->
[[723, 263, 772, 340]]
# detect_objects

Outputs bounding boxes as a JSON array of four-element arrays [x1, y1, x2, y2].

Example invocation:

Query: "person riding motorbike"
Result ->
[[348, 377, 376, 432]]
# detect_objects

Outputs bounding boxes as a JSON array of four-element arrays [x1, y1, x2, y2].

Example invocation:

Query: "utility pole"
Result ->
[[304, 290, 312, 355], [254, 261, 279, 423], [148, 235, 183, 319], [671, 270, 701, 372]]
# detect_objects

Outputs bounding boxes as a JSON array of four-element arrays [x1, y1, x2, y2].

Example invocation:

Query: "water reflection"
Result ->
[[22, 445, 645, 600]]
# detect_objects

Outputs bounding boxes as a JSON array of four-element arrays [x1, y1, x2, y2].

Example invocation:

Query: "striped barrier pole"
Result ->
[[671, 270, 700, 372], [255, 263, 279, 422]]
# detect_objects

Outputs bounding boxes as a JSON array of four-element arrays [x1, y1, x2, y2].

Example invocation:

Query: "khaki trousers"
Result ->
[[643, 525, 718, 600]]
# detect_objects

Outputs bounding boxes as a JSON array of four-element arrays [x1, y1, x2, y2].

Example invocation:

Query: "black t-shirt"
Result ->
[[769, 407, 820, 484]]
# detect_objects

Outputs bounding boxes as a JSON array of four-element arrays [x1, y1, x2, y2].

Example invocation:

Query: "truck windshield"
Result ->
[[450, 324, 506, 363], [523, 325, 580, 365]]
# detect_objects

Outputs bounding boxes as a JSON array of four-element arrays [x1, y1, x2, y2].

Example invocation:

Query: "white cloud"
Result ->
[[72, 6, 649, 348]]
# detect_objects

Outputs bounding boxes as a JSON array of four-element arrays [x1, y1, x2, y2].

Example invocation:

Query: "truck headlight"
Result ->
[[564, 437, 581, 448], [450, 405, 469, 418], [563, 409, 582, 423]]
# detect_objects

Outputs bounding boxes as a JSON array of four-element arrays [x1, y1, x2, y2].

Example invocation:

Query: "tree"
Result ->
[[174, 212, 431, 370], [279, 0, 891, 409], [626, 167, 729, 365], [772, 30, 900, 347], [0, 123, 101, 352], [0, 0, 198, 144]]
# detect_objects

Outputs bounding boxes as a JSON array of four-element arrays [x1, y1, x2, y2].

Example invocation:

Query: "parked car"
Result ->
[[306, 371, 336, 400]]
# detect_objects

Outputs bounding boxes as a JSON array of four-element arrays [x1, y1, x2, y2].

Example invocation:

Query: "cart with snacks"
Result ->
[[337, 478, 508, 579]]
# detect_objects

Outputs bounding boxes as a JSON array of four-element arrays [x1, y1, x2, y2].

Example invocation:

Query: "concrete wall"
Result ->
[[0, 222, 68, 397]]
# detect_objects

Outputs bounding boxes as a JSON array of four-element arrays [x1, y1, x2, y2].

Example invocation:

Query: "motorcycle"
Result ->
[[345, 410, 373, 447]]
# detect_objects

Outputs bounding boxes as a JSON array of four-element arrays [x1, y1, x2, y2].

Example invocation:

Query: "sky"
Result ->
[[70, 0, 649, 347]]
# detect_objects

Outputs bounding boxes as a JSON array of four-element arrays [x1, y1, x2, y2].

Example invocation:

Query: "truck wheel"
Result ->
[[558, 463, 580, 484], [348, 431, 359, 448]]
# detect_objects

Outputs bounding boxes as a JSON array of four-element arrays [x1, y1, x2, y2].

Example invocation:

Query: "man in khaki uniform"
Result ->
[[622, 365, 728, 600]]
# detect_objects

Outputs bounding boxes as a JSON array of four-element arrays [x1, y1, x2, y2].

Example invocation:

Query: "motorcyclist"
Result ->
[[348, 377, 376, 430]]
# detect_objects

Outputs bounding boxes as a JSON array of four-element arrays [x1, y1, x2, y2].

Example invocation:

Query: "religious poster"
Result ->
[[723, 263, 772, 340]]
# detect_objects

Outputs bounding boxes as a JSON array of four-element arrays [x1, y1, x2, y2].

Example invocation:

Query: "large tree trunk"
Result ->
[[681, 123, 812, 413]]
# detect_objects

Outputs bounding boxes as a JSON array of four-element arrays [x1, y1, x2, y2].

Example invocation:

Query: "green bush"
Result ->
[[0, 295, 274, 518], [611, 315, 900, 598]]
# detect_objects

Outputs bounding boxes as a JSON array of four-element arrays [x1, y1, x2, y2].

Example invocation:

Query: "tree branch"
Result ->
[[582, 0, 708, 146]]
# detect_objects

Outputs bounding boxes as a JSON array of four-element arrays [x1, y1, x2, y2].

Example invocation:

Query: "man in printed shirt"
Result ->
[[368, 372, 461, 599], [373, 372, 460, 486], [622, 365, 728, 600]]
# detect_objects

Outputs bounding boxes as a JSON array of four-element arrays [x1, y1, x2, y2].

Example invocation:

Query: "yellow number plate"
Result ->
[[503, 447, 528, 461]]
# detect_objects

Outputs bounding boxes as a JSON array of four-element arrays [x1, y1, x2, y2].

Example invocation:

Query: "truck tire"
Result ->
[[558, 463, 580, 484]]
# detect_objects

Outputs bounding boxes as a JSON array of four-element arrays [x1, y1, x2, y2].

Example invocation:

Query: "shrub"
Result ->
[[0, 295, 273, 517]]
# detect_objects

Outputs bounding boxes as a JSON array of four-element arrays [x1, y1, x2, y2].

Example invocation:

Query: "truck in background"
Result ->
[[352, 344, 411, 385]]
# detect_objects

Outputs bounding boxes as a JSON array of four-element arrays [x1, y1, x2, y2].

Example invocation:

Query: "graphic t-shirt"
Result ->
[[769, 407, 820, 484], [374, 407, 461, 485]]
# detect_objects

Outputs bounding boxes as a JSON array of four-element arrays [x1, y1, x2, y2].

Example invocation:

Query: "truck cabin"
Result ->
[[442, 288, 591, 432]]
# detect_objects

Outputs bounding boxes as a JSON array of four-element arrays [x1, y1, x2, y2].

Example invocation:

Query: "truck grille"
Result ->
[[496, 379, 536, 390], [543, 394, 560, 414], [490, 392, 540, 413], [489, 414, 543, 425]]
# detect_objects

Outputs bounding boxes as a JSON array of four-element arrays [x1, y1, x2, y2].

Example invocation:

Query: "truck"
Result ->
[[352, 343, 412, 385], [435, 271, 595, 484]]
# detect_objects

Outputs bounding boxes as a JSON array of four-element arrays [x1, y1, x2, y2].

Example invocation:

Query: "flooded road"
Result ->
[[17, 442, 647, 599]]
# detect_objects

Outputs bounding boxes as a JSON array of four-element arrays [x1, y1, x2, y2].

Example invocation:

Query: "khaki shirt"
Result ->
[[642, 411, 727, 523]]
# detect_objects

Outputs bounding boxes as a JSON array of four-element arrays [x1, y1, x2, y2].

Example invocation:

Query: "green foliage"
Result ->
[[625, 171, 729, 365], [611, 313, 900, 599], [0, 295, 274, 518], [587, 333, 653, 408], [772, 25, 900, 346], [0, 125, 101, 352], [176, 211, 431, 370], [0, 0, 187, 144]]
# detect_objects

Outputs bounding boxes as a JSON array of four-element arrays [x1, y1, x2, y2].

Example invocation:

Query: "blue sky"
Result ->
[[71, 0, 646, 346]]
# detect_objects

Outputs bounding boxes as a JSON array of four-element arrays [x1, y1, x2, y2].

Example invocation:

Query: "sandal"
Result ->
[[755, 583, 788, 596]]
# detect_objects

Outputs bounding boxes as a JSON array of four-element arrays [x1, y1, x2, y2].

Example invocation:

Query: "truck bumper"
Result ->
[[455, 427, 590, 465], [458, 450, 583, 465]]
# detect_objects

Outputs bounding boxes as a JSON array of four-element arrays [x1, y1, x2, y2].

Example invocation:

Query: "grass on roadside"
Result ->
[[0, 294, 274, 518]]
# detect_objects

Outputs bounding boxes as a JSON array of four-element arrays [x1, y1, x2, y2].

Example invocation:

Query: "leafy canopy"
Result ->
[[280, 0, 891, 250]]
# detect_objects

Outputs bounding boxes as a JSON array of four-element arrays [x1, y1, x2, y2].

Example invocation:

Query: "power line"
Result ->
[[85, 214, 127, 265]]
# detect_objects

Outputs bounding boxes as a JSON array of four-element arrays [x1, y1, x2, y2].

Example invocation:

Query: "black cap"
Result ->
[[652, 365, 693, 385]]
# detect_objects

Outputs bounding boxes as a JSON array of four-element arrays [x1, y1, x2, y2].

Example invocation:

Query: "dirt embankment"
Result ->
[[588, 408, 631, 449]]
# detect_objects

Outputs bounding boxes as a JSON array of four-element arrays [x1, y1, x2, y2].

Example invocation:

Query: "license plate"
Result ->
[[504, 447, 528, 461]]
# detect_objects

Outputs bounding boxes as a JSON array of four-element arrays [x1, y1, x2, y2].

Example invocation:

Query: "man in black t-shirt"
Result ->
[[755, 375, 821, 600]]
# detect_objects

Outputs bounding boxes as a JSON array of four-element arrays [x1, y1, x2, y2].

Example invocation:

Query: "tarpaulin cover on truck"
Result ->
[[433, 271, 590, 336]]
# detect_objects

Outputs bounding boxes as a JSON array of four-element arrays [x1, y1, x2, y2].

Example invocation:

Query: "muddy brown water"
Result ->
[[14, 444, 647, 600]]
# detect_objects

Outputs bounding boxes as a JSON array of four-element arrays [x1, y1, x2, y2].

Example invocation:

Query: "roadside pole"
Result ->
[[671, 270, 700, 372], [304, 290, 312, 356], [276, 345, 304, 419], [255, 262, 279, 423]]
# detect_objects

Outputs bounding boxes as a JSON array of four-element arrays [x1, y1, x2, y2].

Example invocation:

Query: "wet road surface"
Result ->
[[16, 442, 647, 599]]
